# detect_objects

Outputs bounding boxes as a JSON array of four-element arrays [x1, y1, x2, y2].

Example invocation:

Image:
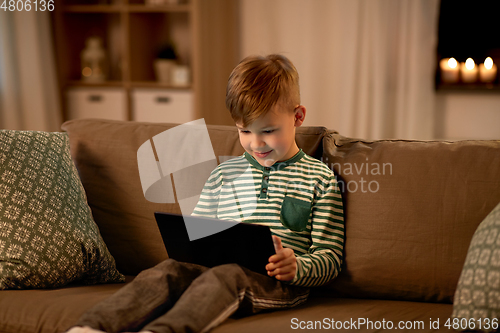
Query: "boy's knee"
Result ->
[[208, 264, 247, 282], [135, 259, 180, 281], [213, 263, 244, 273]]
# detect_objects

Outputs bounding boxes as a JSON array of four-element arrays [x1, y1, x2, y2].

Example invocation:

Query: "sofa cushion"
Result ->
[[0, 130, 124, 289], [0, 285, 452, 333], [452, 201, 500, 329], [214, 296, 453, 333], [61, 119, 327, 275], [0, 277, 132, 333], [322, 133, 500, 303]]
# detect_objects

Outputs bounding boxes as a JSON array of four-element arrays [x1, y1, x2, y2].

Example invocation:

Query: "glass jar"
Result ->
[[81, 37, 108, 82]]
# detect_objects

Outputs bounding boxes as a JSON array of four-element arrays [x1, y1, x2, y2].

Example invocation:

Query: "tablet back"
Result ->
[[154, 212, 275, 276]]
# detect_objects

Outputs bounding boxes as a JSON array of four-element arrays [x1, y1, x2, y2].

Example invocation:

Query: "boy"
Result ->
[[68, 54, 344, 333]]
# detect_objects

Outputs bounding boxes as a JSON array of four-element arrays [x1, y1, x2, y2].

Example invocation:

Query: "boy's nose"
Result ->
[[250, 135, 266, 149]]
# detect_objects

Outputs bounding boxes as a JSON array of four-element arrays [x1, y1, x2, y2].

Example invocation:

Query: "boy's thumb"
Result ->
[[272, 235, 283, 253]]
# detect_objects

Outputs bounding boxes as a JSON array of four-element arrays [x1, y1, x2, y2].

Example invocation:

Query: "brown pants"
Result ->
[[75, 259, 310, 333]]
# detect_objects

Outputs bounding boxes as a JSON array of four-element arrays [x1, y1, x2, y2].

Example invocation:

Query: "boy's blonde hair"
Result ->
[[225, 54, 300, 127]]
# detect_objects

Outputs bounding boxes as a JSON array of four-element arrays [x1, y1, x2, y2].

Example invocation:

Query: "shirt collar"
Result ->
[[244, 149, 305, 171]]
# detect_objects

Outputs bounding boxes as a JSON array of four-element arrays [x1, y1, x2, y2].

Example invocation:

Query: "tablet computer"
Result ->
[[154, 212, 276, 276]]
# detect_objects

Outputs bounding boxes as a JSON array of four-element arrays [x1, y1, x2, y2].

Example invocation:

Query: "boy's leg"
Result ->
[[74, 259, 209, 333], [142, 264, 309, 333]]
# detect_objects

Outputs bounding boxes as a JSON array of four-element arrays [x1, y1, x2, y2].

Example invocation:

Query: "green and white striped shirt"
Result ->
[[192, 149, 344, 287]]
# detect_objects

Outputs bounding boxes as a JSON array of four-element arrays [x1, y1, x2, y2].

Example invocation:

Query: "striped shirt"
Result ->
[[192, 149, 344, 287]]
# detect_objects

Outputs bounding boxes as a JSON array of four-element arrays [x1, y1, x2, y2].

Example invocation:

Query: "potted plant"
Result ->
[[154, 42, 178, 84]]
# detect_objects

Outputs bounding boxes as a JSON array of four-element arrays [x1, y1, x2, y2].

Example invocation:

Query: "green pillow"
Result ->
[[452, 202, 500, 332], [0, 130, 124, 289]]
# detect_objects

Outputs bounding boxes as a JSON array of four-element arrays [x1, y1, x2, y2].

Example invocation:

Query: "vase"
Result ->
[[154, 59, 177, 85]]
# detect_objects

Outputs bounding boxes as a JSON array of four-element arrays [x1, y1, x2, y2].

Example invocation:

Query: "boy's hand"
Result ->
[[266, 235, 297, 281]]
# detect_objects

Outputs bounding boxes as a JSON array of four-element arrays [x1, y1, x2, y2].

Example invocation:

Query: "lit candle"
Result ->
[[460, 58, 478, 83], [439, 58, 459, 83], [479, 57, 497, 83]]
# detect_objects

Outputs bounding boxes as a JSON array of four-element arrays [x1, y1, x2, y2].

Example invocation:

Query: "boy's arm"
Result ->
[[289, 174, 344, 287], [191, 167, 222, 218]]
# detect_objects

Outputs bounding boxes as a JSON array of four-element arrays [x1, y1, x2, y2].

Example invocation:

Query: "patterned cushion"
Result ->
[[0, 130, 124, 289], [452, 202, 500, 331]]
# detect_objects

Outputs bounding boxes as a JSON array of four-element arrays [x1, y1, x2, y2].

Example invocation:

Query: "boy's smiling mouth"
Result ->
[[253, 150, 273, 159]]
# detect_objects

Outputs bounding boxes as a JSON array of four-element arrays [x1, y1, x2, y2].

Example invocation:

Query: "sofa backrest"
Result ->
[[322, 133, 500, 303], [62, 119, 500, 304], [61, 119, 327, 276]]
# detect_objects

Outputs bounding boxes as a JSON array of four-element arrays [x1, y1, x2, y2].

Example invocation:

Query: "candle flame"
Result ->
[[485, 57, 494, 70], [448, 58, 458, 69], [465, 58, 475, 70]]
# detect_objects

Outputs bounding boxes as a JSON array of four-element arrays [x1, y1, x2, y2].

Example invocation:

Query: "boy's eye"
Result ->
[[262, 130, 275, 134], [238, 129, 250, 134]]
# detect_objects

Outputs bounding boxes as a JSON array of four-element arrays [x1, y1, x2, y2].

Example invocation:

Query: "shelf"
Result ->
[[52, 0, 239, 125], [127, 4, 191, 12], [128, 11, 191, 82], [436, 83, 500, 93], [130, 81, 192, 90], [62, 5, 123, 12], [62, 4, 191, 13], [67, 80, 125, 87], [66, 80, 192, 91]]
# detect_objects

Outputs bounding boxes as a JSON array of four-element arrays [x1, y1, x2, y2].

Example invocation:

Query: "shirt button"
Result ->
[[264, 167, 270, 171], [264, 176, 269, 182], [262, 188, 267, 193]]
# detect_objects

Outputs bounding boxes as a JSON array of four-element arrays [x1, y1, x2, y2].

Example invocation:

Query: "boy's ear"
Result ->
[[294, 105, 306, 127]]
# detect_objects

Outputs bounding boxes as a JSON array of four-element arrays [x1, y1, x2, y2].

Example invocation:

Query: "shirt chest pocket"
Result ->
[[280, 196, 312, 232]]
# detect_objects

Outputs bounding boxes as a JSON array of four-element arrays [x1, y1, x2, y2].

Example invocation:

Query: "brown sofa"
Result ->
[[1, 118, 499, 333]]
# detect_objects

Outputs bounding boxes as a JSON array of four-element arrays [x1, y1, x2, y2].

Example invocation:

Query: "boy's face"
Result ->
[[236, 104, 306, 167]]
